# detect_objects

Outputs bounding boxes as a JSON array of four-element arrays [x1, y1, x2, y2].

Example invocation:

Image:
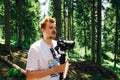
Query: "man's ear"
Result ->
[[41, 28, 44, 33]]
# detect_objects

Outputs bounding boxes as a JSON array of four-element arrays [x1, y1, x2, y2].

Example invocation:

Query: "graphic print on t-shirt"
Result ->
[[48, 59, 59, 78]]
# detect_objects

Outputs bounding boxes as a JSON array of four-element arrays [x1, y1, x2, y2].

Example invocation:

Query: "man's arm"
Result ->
[[26, 63, 66, 80]]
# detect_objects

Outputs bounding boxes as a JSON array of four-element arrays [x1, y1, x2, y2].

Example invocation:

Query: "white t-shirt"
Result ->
[[26, 39, 60, 80]]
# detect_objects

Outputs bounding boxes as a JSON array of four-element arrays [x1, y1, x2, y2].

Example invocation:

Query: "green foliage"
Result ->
[[74, 0, 91, 48], [0, 27, 4, 44], [0, 0, 120, 79], [0, 0, 41, 49], [7, 67, 25, 80], [0, 1, 4, 24], [48, 1, 54, 17], [103, 7, 116, 52], [111, 0, 120, 8], [21, 0, 40, 49]]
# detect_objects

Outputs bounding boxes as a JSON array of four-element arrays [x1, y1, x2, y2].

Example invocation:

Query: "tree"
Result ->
[[21, 0, 40, 49], [113, 0, 119, 67], [16, 0, 23, 49], [4, 0, 11, 54], [109, 0, 120, 68], [53, 0, 62, 39], [67, 0, 74, 40], [0, 1, 4, 25], [91, 0, 96, 62], [96, 0, 102, 65], [62, 0, 66, 39]]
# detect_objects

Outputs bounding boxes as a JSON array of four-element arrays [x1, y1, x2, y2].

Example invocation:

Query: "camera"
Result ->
[[55, 38, 75, 51], [54, 38, 75, 80]]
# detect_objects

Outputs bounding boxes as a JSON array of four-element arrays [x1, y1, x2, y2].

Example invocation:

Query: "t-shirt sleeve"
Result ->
[[26, 47, 39, 70]]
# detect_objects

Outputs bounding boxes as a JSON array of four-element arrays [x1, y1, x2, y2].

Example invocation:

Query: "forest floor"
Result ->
[[0, 45, 119, 80]]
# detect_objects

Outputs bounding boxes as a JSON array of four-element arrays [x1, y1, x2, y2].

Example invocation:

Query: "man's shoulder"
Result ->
[[30, 39, 42, 48]]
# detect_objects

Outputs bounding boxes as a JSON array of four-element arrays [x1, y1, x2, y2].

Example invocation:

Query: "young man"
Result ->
[[26, 16, 68, 80]]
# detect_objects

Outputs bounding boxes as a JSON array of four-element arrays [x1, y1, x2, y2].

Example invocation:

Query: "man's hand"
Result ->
[[54, 61, 69, 73]]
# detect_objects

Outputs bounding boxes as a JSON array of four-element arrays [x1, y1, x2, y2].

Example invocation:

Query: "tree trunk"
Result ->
[[53, 0, 62, 39], [91, 0, 95, 62], [4, 0, 11, 54], [71, 0, 74, 40], [63, 0, 66, 39], [96, 0, 102, 65], [16, 0, 23, 49], [114, 1, 119, 67], [68, 10, 71, 40], [84, 16, 87, 56]]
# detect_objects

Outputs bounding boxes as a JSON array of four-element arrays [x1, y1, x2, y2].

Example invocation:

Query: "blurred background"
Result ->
[[0, 0, 120, 80]]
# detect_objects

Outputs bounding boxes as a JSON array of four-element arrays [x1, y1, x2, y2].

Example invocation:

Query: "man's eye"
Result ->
[[49, 26, 56, 29]]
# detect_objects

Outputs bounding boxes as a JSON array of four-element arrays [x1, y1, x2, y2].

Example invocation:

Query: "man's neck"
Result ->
[[43, 37, 53, 47]]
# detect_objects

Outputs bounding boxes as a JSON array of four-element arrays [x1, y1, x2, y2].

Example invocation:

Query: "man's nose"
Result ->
[[54, 28, 56, 32]]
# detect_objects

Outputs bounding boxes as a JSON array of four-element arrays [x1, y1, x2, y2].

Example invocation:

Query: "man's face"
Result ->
[[42, 22, 57, 39]]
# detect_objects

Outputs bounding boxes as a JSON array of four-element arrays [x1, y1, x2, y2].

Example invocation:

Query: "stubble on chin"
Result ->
[[50, 36, 56, 39]]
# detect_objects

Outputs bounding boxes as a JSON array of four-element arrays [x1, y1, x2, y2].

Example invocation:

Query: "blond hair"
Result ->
[[39, 16, 56, 29]]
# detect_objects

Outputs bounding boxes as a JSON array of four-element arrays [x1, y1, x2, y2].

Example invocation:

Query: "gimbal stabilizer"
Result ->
[[54, 38, 75, 80]]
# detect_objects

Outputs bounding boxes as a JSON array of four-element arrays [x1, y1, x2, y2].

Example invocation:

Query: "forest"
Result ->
[[0, 0, 120, 80]]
